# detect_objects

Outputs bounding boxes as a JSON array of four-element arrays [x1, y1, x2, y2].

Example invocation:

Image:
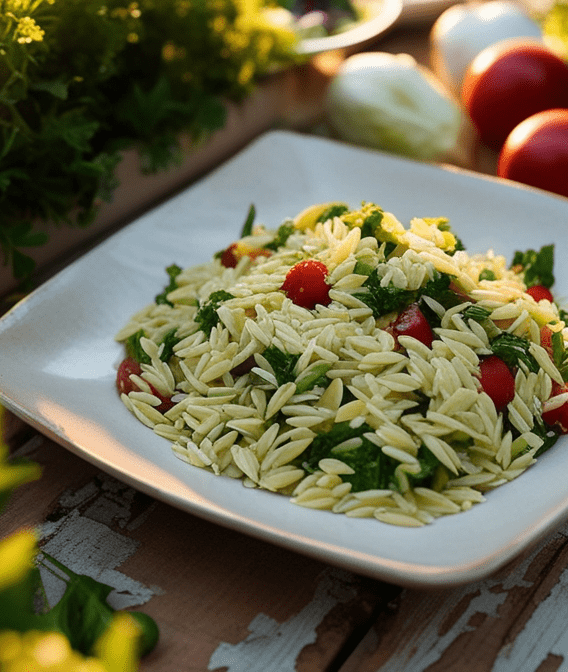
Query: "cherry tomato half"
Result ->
[[461, 40, 568, 150], [497, 109, 568, 199]]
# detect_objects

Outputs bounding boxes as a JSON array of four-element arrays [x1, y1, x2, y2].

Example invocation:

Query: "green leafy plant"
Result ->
[[0, 404, 159, 670], [0, 0, 300, 281]]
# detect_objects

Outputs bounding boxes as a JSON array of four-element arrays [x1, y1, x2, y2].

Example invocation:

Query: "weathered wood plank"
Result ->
[[1, 434, 396, 672], [338, 522, 568, 672]]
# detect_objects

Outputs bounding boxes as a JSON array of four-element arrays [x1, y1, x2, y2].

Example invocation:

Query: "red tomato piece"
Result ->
[[117, 357, 142, 395], [116, 357, 174, 413], [391, 303, 434, 348], [281, 260, 331, 310], [220, 242, 272, 268], [497, 109, 568, 199], [461, 40, 568, 150], [540, 324, 554, 352], [543, 383, 568, 433], [220, 243, 239, 268], [478, 355, 515, 411], [526, 284, 554, 303]]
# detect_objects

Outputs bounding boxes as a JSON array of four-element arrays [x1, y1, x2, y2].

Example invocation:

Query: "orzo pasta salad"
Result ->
[[115, 201, 568, 527]]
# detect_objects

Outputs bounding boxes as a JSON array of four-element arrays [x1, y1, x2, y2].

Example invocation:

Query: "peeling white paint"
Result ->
[[374, 525, 568, 672], [492, 541, 568, 672], [39, 473, 161, 610], [208, 567, 358, 672]]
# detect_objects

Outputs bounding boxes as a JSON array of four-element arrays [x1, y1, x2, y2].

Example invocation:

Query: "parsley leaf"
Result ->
[[125, 327, 180, 364], [512, 244, 555, 288], [303, 422, 443, 492], [552, 330, 568, 382], [240, 204, 256, 237], [195, 290, 234, 336], [490, 332, 539, 372], [264, 221, 294, 251], [317, 203, 349, 223], [462, 305, 492, 322], [155, 264, 182, 306], [352, 273, 414, 318], [262, 345, 300, 386], [360, 209, 384, 238]]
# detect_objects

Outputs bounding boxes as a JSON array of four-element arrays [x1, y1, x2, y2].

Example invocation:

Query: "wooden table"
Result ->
[[3, 10, 567, 672]]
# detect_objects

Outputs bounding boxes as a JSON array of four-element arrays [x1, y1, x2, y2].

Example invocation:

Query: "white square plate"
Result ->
[[2, 130, 568, 588]]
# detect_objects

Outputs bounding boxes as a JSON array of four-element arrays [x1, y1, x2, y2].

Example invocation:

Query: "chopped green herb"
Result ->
[[353, 260, 375, 276], [353, 274, 414, 318], [155, 264, 182, 306], [240, 204, 256, 238], [295, 362, 332, 393], [195, 290, 235, 336], [552, 330, 568, 382], [490, 332, 539, 373], [360, 209, 384, 238], [462, 305, 492, 322], [317, 203, 349, 223], [126, 329, 150, 364], [264, 221, 294, 251], [479, 268, 496, 281], [512, 244, 555, 288], [262, 345, 300, 386], [353, 269, 456, 320], [303, 422, 442, 492], [125, 327, 180, 364]]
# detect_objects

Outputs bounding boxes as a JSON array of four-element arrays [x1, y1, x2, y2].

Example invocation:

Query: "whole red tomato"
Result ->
[[497, 109, 568, 199], [461, 39, 568, 150]]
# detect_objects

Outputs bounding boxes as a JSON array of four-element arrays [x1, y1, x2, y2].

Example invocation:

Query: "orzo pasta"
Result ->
[[115, 201, 568, 526]]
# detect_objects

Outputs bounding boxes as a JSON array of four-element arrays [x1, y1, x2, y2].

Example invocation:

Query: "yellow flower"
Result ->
[[0, 615, 143, 671], [0, 630, 107, 671], [0, 529, 37, 590], [94, 613, 142, 672], [15, 16, 44, 44]]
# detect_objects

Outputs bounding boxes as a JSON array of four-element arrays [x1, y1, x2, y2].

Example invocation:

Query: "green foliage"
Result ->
[[490, 332, 539, 373], [195, 289, 235, 335], [262, 345, 299, 386], [0, 0, 300, 281], [0, 403, 159, 657], [512, 244, 555, 288], [303, 421, 442, 492], [155, 263, 182, 305], [125, 327, 179, 364], [353, 269, 456, 320], [264, 221, 294, 251]]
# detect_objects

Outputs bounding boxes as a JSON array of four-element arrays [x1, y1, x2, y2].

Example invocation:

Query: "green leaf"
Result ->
[[155, 263, 183, 306], [304, 422, 398, 491], [360, 209, 384, 239], [462, 305, 492, 323], [43, 110, 99, 153], [264, 221, 294, 252], [262, 345, 300, 387], [11, 248, 36, 279], [195, 290, 235, 336], [295, 362, 332, 393], [512, 244, 555, 288], [552, 330, 568, 381], [126, 327, 180, 364], [490, 332, 539, 373], [479, 268, 496, 281], [30, 79, 69, 100], [240, 204, 256, 238]]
